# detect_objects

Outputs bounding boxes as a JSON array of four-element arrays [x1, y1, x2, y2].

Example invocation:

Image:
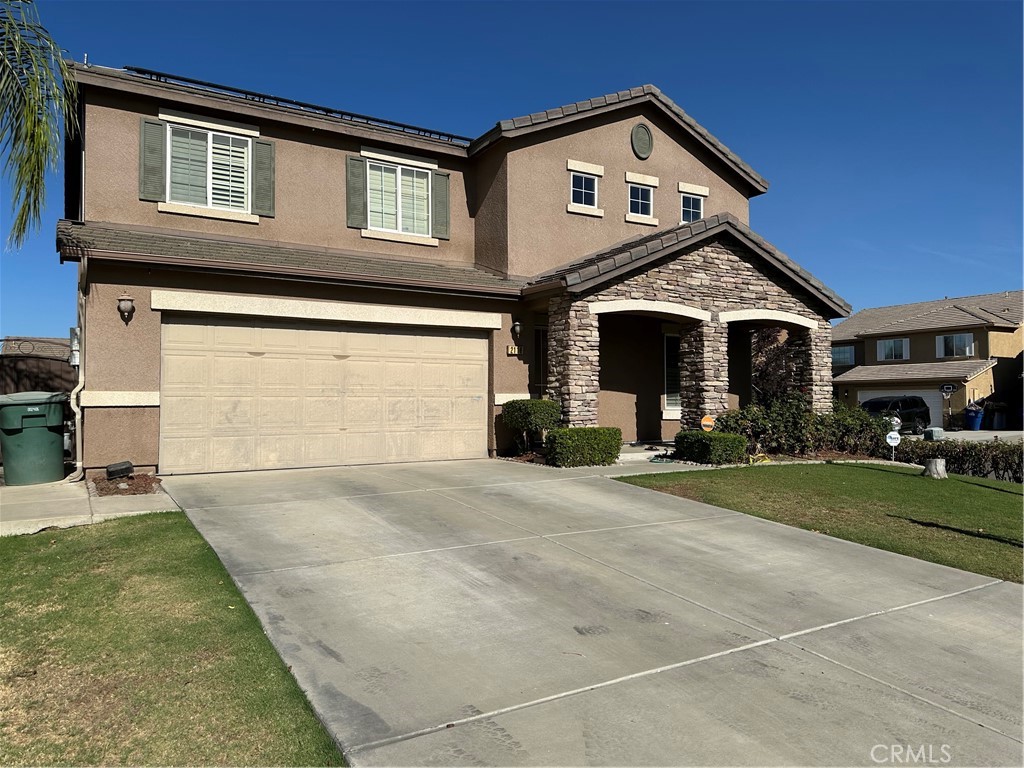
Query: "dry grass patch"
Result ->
[[0, 512, 344, 766]]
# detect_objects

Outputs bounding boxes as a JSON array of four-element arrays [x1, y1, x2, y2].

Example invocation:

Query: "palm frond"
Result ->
[[1, 0, 77, 249]]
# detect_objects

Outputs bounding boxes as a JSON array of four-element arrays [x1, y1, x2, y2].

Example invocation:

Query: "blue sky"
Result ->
[[1, 0, 1021, 339]]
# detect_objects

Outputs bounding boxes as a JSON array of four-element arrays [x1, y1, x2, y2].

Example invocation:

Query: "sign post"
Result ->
[[886, 430, 901, 462]]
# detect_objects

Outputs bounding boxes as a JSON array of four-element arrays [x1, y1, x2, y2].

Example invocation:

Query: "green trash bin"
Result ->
[[0, 392, 69, 486]]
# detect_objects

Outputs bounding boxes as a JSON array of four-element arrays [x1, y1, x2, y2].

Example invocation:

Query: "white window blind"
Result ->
[[368, 162, 431, 236], [211, 134, 249, 210], [169, 127, 208, 206]]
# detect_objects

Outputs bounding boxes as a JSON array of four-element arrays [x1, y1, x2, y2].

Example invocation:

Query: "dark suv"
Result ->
[[860, 396, 931, 434]]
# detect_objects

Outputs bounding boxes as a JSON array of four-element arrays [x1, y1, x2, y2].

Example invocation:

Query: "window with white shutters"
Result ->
[[167, 125, 250, 212]]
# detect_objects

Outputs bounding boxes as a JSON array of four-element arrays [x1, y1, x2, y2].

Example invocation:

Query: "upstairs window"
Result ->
[[832, 345, 855, 366], [876, 338, 909, 361], [138, 113, 274, 220], [571, 172, 598, 208], [628, 184, 653, 217], [367, 161, 431, 236], [681, 193, 703, 223], [168, 125, 251, 212], [937, 333, 974, 358]]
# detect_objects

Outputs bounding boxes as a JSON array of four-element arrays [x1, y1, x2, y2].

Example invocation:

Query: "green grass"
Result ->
[[620, 463, 1023, 583], [0, 512, 345, 766]]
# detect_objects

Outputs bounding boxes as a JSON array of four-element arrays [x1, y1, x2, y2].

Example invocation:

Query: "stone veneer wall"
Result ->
[[546, 239, 834, 429]]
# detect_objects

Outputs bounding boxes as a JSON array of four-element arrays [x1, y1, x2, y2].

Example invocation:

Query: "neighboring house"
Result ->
[[58, 63, 849, 475], [831, 291, 1024, 429], [0, 337, 76, 396]]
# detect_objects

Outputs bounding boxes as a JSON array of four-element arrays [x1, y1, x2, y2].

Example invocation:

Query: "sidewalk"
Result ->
[[0, 475, 180, 536]]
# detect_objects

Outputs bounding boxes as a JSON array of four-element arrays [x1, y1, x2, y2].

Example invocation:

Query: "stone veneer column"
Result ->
[[678, 321, 729, 430], [546, 294, 599, 426], [790, 324, 834, 414]]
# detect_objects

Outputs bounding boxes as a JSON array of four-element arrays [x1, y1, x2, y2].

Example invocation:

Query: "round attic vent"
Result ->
[[631, 123, 653, 160]]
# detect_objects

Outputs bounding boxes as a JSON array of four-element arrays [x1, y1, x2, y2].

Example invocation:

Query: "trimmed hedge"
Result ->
[[545, 427, 622, 467], [675, 431, 747, 465], [895, 438, 1023, 484], [502, 399, 562, 453]]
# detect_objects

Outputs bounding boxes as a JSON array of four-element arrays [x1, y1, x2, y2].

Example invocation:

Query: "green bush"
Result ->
[[895, 438, 1023, 483], [545, 427, 622, 467], [716, 397, 889, 457], [674, 431, 747, 465], [502, 399, 562, 453]]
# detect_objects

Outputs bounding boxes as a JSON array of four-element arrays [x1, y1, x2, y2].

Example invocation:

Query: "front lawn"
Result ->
[[0, 512, 344, 766], [620, 463, 1023, 583]]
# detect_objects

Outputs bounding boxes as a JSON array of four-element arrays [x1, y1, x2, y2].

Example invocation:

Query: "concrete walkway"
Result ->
[[166, 459, 1022, 767], [0, 476, 180, 536]]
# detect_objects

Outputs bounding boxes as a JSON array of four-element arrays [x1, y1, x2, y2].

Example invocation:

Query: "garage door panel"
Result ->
[[454, 363, 486, 390], [162, 352, 209, 388], [161, 395, 208, 433], [259, 396, 302, 428], [160, 319, 488, 473], [212, 355, 257, 387], [211, 436, 255, 471], [213, 323, 257, 349], [211, 396, 255, 429]]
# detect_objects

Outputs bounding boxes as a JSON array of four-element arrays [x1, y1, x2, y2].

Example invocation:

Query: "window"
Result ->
[[832, 345, 855, 366], [571, 172, 598, 208], [876, 338, 909, 361], [665, 335, 680, 410], [367, 161, 431, 236], [937, 333, 974, 358], [681, 194, 703, 223], [628, 184, 653, 217], [168, 125, 250, 212]]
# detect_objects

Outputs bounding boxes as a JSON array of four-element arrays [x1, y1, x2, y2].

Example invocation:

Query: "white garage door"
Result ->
[[857, 388, 945, 428], [159, 317, 488, 473]]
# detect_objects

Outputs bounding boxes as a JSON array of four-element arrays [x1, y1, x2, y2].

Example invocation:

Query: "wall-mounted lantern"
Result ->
[[117, 292, 135, 324]]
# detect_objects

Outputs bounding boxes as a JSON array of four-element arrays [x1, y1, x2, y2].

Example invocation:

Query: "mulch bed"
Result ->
[[91, 474, 163, 496]]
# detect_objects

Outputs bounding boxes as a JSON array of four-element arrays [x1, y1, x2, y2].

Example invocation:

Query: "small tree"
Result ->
[[2, 0, 78, 248]]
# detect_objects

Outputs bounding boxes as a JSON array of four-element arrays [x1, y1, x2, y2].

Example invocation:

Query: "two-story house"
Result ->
[[832, 291, 1024, 429], [58, 63, 849, 475]]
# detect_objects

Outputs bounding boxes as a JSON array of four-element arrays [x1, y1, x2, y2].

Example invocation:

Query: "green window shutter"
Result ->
[[431, 170, 450, 240], [251, 139, 276, 217], [138, 117, 167, 202], [346, 155, 368, 229]]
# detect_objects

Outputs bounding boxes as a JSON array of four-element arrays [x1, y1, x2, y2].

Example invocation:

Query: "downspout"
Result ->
[[65, 257, 87, 483]]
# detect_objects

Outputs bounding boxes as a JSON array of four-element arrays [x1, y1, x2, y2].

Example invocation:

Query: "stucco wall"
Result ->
[[504, 106, 752, 278], [82, 89, 477, 265], [989, 327, 1023, 358], [863, 329, 990, 365]]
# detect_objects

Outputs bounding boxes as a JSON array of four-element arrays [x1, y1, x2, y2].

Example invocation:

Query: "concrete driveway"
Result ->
[[164, 460, 1023, 766]]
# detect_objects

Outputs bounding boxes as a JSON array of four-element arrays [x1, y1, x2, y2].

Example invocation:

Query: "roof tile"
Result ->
[[833, 291, 1023, 340], [833, 359, 997, 383]]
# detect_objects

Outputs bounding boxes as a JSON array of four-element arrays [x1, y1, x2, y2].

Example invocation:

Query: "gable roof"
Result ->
[[833, 359, 997, 384], [470, 85, 768, 196], [832, 291, 1024, 342], [524, 213, 850, 318], [56, 220, 523, 297]]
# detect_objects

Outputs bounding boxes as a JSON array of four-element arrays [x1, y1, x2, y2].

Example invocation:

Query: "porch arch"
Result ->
[[588, 299, 711, 322], [717, 309, 817, 329]]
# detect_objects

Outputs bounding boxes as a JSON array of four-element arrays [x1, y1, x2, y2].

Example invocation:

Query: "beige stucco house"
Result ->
[[832, 291, 1024, 429], [59, 63, 849, 475]]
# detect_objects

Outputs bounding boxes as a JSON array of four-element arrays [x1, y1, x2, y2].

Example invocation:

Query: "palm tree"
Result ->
[[1, 0, 76, 249]]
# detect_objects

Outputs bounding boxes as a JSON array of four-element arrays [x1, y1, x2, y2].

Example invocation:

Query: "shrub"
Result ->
[[895, 438, 1023, 483], [545, 427, 622, 467], [714, 393, 814, 455], [502, 399, 561, 453], [674, 431, 747, 465], [810, 402, 890, 456]]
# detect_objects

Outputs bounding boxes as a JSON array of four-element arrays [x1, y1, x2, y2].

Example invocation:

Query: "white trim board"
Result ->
[[81, 391, 160, 407], [150, 291, 502, 330], [494, 393, 532, 406]]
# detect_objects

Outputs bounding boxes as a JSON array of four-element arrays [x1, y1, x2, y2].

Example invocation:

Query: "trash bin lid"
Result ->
[[0, 391, 69, 407]]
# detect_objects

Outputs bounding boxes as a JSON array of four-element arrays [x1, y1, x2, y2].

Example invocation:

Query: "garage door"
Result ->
[[857, 388, 945, 428], [159, 317, 488, 473]]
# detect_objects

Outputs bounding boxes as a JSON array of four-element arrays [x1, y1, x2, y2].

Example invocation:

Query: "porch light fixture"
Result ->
[[511, 319, 522, 337], [117, 292, 135, 324]]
